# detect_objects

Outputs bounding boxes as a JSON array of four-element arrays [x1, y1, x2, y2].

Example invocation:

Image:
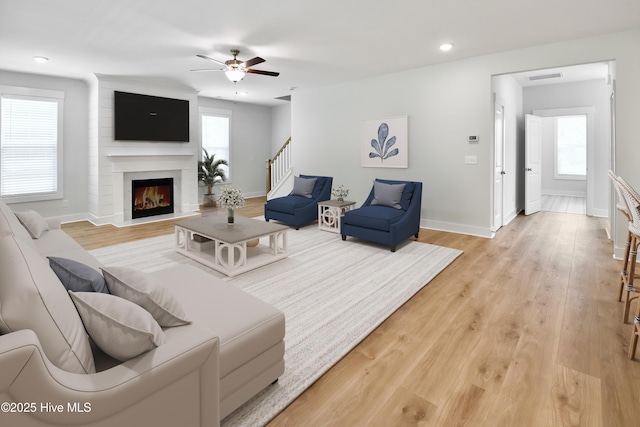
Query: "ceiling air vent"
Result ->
[[529, 72, 563, 81]]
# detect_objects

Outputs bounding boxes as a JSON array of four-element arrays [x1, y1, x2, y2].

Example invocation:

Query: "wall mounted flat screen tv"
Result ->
[[114, 91, 189, 142]]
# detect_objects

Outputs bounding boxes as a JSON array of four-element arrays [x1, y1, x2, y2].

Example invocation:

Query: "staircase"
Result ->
[[266, 137, 292, 199]]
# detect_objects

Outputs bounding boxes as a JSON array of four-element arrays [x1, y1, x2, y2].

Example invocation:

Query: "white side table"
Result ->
[[318, 200, 356, 233]]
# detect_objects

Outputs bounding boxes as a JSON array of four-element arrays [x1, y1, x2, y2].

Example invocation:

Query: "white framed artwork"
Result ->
[[361, 116, 408, 168]]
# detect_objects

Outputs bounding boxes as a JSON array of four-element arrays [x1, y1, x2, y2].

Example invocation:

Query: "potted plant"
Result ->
[[198, 148, 228, 207]]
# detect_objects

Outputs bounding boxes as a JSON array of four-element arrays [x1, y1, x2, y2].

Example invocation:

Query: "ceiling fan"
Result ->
[[192, 49, 280, 83]]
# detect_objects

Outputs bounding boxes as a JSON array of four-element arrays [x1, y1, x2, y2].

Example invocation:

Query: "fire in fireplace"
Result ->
[[132, 178, 174, 219]]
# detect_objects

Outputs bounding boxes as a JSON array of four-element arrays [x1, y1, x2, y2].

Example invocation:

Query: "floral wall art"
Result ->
[[361, 116, 408, 168]]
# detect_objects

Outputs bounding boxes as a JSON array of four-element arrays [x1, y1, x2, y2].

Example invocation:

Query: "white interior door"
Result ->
[[525, 114, 542, 215], [493, 102, 505, 230]]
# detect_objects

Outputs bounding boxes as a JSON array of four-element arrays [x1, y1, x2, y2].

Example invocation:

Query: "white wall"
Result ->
[[198, 97, 272, 198], [292, 29, 640, 242], [524, 79, 611, 215], [0, 71, 274, 221], [0, 70, 89, 221], [492, 74, 523, 225], [271, 103, 291, 155], [293, 60, 494, 237]]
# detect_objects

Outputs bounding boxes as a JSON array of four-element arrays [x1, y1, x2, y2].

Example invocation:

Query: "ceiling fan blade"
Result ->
[[244, 57, 265, 68], [196, 54, 227, 66], [190, 68, 225, 72], [246, 69, 280, 77]]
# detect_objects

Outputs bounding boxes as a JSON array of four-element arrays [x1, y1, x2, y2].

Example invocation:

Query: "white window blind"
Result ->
[[1, 89, 63, 202], [555, 115, 587, 180], [201, 109, 231, 180]]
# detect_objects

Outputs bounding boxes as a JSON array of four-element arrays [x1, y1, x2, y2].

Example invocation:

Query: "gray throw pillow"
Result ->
[[290, 176, 317, 198], [371, 181, 406, 209], [48, 257, 109, 293]]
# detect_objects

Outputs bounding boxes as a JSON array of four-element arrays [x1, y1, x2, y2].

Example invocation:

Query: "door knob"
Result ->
[[525, 168, 532, 171], [500, 171, 506, 175]]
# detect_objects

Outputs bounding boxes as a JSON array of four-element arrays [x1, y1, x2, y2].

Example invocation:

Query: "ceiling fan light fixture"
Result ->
[[225, 68, 245, 83]]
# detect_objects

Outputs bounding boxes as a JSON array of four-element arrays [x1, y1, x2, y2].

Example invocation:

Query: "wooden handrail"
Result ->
[[266, 137, 291, 193], [270, 137, 291, 164]]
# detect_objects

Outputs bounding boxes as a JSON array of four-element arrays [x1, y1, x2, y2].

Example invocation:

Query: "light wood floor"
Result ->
[[542, 194, 587, 215], [63, 201, 640, 426]]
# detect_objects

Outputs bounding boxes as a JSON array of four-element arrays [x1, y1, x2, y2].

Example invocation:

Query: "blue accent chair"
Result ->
[[264, 175, 333, 229], [341, 179, 422, 252]]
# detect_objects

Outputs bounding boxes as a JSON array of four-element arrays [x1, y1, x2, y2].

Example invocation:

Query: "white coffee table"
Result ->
[[175, 215, 288, 277]]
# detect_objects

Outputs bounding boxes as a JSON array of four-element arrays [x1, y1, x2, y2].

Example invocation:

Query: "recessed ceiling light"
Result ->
[[33, 56, 49, 63], [439, 43, 453, 52], [237, 91, 248, 96]]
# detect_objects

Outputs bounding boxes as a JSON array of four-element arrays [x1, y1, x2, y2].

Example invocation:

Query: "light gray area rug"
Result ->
[[90, 225, 462, 426]]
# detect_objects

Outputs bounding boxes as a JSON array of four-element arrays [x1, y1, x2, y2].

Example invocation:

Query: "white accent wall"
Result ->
[[87, 75, 199, 225]]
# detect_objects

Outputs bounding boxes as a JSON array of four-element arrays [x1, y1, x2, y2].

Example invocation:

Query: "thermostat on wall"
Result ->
[[468, 135, 479, 143]]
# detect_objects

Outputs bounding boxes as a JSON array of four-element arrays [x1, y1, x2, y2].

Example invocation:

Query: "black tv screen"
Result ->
[[114, 91, 189, 142]]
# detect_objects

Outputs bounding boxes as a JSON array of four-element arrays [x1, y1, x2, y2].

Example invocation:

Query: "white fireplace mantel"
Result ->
[[108, 152, 198, 226]]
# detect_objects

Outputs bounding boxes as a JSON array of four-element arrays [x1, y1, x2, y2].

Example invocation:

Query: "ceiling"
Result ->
[[510, 62, 612, 88], [1, 0, 638, 106]]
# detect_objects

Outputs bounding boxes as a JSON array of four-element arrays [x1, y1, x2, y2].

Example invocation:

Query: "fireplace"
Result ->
[[132, 178, 174, 219]]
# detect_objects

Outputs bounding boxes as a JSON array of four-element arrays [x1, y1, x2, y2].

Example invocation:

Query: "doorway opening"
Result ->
[[528, 106, 594, 216], [491, 61, 615, 234]]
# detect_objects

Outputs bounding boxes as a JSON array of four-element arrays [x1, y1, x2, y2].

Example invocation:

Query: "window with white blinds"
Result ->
[[200, 107, 231, 181], [0, 86, 64, 203]]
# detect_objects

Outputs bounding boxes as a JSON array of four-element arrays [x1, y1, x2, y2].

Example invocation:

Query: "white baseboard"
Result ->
[[86, 213, 112, 226], [243, 191, 266, 199], [590, 207, 608, 218], [421, 218, 493, 239], [542, 190, 586, 197], [57, 212, 93, 224], [503, 209, 519, 226]]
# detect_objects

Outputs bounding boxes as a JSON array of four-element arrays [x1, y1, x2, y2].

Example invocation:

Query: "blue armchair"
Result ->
[[341, 179, 422, 252], [265, 175, 333, 229]]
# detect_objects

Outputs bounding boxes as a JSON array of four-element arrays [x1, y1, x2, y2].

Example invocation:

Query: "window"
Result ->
[[0, 86, 64, 202], [200, 108, 231, 181], [555, 115, 587, 180]]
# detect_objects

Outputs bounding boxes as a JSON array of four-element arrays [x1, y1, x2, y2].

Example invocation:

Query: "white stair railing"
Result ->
[[266, 137, 291, 194]]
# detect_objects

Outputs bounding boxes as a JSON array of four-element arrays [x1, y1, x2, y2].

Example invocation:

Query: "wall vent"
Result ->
[[529, 72, 563, 81]]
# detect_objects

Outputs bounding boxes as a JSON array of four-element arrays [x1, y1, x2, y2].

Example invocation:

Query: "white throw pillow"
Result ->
[[101, 266, 191, 327], [0, 235, 95, 374], [69, 291, 165, 362], [15, 210, 50, 238]]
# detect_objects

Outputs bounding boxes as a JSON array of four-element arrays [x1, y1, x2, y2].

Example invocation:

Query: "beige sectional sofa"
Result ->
[[0, 201, 285, 426]]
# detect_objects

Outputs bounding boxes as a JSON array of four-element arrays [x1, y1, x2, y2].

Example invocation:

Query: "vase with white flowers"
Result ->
[[217, 186, 245, 224], [332, 185, 349, 202]]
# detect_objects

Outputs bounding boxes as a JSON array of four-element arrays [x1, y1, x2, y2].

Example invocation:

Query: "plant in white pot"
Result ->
[[198, 148, 228, 207]]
